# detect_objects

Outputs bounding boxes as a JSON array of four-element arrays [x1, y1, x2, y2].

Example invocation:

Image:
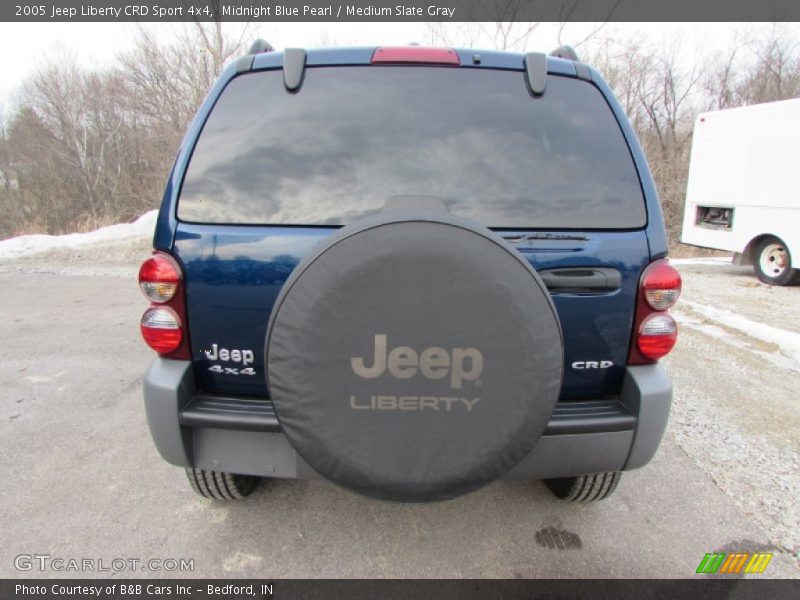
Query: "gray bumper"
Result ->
[[143, 359, 671, 479], [143, 358, 196, 466]]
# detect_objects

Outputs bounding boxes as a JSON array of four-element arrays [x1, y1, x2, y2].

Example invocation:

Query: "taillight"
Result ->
[[642, 261, 682, 310], [138, 252, 190, 359], [629, 259, 682, 364], [637, 314, 678, 360], [139, 254, 180, 302], [141, 307, 183, 354]]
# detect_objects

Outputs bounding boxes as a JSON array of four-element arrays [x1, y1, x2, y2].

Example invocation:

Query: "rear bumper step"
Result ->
[[546, 400, 635, 434], [181, 395, 280, 432], [179, 394, 634, 435]]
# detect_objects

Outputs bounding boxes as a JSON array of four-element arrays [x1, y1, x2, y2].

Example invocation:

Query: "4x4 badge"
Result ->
[[205, 343, 256, 375]]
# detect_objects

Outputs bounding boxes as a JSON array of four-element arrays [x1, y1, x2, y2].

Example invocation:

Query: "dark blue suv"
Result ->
[[139, 44, 681, 503]]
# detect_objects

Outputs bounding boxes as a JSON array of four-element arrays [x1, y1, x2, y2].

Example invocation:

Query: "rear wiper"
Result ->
[[503, 233, 589, 243]]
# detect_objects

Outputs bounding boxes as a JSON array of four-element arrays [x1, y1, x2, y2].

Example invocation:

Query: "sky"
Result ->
[[0, 21, 774, 110]]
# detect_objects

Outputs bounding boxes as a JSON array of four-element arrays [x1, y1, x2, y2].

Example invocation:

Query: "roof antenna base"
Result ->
[[550, 45, 579, 61], [249, 39, 274, 54]]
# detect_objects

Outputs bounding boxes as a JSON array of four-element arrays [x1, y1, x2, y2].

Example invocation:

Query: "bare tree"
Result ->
[[703, 47, 742, 111], [189, 20, 252, 86], [425, 21, 541, 52], [583, 34, 702, 245], [9, 59, 135, 230], [120, 23, 249, 136], [425, 23, 483, 49], [480, 21, 542, 52], [0, 106, 22, 236], [0, 106, 8, 192], [424, 0, 553, 51], [736, 25, 800, 105], [652, 46, 701, 156], [555, 0, 622, 50], [1, 24, 255, 235], [583, 35, 651, 124], [557, 22, 613, 51]]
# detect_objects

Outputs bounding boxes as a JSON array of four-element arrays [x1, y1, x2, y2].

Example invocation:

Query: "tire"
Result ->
[[753, 237, 800, 286], [185, 468, 258, 500], [545, 472, 621, 502]]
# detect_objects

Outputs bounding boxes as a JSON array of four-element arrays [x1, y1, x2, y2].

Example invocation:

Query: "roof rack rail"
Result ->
[[248, 39, 274, 54], [237, 39, 276, 73], [549, 45, 579, 61], [548, 45, 591, 81]]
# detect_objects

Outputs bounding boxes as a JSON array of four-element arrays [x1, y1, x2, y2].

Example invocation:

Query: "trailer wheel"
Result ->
[[754, 237, 800, 286]]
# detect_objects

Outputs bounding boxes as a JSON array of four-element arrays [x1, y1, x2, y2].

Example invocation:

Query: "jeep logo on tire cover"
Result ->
[[351, 334, 484, 389]]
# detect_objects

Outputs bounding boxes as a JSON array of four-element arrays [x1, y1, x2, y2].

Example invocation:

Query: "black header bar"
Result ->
[[5, 0, 800, 22]]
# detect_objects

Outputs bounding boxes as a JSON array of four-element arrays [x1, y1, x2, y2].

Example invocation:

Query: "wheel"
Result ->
[[545, 472, 621, 502], [185, 468, 258, 500], [754, 237, 800, 286]]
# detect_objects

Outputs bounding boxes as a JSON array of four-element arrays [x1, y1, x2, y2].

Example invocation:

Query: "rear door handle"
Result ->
[[538, 267, 622, 293]]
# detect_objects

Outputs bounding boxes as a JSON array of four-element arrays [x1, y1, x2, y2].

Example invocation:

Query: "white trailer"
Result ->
[[681, 98, 800, 285]]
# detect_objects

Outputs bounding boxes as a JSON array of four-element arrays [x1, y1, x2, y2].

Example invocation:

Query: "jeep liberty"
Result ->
[[139, 44, 681, 503]]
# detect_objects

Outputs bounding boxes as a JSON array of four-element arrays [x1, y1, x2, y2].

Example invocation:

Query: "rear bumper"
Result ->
[[143, 359, 671, 480]]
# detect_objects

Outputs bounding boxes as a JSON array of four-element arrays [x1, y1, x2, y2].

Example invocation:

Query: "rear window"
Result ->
[[178, 66, 646, 229]]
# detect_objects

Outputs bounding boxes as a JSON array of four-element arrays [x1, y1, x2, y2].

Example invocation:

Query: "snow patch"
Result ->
[[673, 308, 800, 374], [0, 211, 157, 259], [670, 257, 732, 266], [679, 299, 800, 367]]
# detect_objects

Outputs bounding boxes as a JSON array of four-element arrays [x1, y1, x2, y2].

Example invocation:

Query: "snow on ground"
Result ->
[[673, 307, 800, 375], [0, 211, 157, 260], [670, 257, 732, 266], [675, 299, 800, 372]]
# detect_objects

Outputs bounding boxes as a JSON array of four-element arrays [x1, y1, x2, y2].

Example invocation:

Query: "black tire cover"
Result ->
[[265, 212, 563, 502]]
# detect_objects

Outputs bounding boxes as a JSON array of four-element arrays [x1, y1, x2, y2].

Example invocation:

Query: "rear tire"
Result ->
[[185, 468, 258, 500], [754, 237, 800, 286], [545, 472, 621, 502]]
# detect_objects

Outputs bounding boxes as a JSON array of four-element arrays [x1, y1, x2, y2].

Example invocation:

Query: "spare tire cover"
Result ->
[[266, 212, 563, 502]]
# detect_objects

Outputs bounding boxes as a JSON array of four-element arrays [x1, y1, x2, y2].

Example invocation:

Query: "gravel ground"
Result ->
[[0, 246, 798, 577], [665, 261, 800, 555]]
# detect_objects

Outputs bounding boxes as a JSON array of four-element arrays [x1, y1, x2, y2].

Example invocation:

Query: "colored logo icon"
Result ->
[[696, 552, 773, 574]]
